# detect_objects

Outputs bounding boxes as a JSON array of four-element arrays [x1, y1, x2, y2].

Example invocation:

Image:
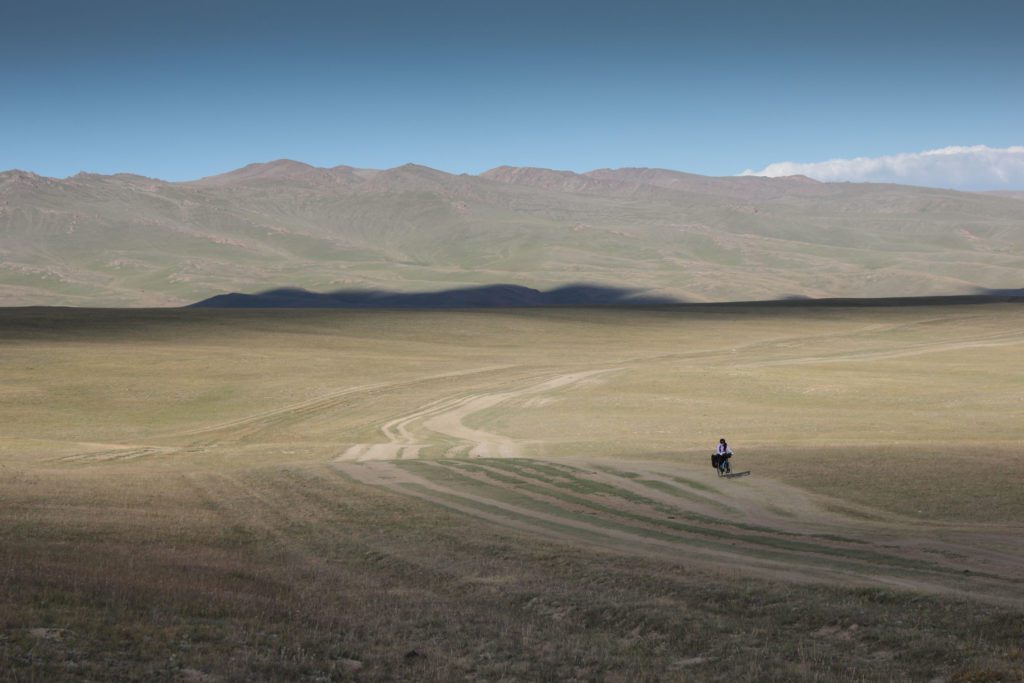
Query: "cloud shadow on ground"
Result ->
[[189, 284, 683, 308], [188, 284, 1024, 309]]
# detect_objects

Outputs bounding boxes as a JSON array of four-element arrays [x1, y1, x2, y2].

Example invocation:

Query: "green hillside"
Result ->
[[1, 160, 1022, 306]]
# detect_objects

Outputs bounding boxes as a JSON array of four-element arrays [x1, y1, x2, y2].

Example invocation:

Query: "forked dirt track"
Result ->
[[178, 364, 518, 447], [338, 369, 613, 461]]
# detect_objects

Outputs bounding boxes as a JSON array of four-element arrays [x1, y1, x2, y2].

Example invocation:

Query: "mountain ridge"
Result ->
[[2, 160, 1022, 307], [4, 160, 1017, 197]]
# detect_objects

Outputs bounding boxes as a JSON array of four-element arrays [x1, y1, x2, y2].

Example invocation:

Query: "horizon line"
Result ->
[[1, 158, 818, 185]]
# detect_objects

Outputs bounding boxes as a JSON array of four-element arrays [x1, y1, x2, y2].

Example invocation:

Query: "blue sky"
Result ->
[[3, 0, 1022, 185]]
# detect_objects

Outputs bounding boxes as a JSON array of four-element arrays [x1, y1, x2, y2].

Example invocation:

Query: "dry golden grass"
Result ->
[[1, 304, 1023, 681]]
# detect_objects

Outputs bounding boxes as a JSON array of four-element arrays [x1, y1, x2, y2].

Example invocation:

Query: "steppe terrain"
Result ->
[[3, 161, 1024, 306], [2, 303, 1023, 681]]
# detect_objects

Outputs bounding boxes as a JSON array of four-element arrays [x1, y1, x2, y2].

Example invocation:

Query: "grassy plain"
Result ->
[[1, 304, 1023, 681]]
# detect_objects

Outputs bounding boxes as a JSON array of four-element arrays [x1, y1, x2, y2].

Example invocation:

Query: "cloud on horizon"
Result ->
[[740, 145, 1024, 190]]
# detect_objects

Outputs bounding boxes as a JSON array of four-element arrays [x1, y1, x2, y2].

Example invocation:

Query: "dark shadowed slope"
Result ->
[[188, 285, 1024, 309], [189, 284, 682, 308]]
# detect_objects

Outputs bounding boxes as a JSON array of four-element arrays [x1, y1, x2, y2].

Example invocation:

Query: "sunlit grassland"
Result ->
[[1, 304, 1023, 681]]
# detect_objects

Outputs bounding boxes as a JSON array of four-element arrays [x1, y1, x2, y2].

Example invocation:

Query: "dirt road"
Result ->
[[337, 369, 613, 461]]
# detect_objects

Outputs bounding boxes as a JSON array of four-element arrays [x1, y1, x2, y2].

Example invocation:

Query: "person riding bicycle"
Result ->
[[715, 438, 733, 475]]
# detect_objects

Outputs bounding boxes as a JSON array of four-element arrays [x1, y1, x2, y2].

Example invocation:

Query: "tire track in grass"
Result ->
[[177, 364, 516, 447], [433, 460, 947, 572], [586, 462, 850, 534], [182, 470, 325, 566], [338, 459, 813, 580], [181, 383, 392, 447], [737, 331, 1024, 368], [473, 459, 851, 544], [56, 445, 181, 463], [335, 458, 1024, 605], [335, 458, 1024, 602], [456, 459, 742, 527], [577, 461, 1024, 593]]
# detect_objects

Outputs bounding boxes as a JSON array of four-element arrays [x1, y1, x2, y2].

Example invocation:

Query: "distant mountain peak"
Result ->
[[224, 158, 317, 175], [0, 169, 54, 193], [189, 159, 363, 187], [187, 160, 460, 188], [0, 169, 43, 181], [265, 158, 312, 167], [382, 163, 454, 178]]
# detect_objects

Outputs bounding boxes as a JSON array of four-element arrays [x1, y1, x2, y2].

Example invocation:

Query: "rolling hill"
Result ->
[[1, 160, 1022, 306]]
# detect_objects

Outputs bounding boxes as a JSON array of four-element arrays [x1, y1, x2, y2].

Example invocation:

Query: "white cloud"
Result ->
[[740, 145, 1024, 190]]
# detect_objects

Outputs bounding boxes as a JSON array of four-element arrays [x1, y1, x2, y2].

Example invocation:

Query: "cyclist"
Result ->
[[715, 438, 733, 475]]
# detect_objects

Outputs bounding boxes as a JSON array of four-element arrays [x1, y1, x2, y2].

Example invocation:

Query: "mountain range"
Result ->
[[2, 160, 1022, 306]]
